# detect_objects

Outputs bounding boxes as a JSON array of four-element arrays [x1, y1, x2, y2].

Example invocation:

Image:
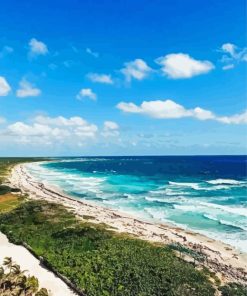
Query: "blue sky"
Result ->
[[0, 0, 246, 156]]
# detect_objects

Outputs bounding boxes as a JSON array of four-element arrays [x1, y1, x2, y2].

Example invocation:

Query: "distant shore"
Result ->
[[8, 162, 247, 284]]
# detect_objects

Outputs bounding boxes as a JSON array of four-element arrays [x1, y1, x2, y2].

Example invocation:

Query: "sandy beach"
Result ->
[[0, 231, 76, 296], [5, 162, 247, 285]]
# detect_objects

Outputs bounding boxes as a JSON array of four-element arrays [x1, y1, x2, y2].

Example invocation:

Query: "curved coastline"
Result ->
[[8, 162, 247, 283]]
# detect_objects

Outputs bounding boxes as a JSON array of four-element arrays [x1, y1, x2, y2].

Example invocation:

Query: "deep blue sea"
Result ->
[[26, 156, 247, 251]]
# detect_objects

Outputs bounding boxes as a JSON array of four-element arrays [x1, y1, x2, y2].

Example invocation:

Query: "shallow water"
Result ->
[[26, 156, 247, 252]]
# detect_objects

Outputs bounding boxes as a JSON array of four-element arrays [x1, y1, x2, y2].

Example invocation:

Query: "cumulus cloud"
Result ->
[[16, 79, 41, 98], [0, 114, 124, 152], [117, 99, 247, 124], [87, 73, 113, 84], [76, 88, 97, 101], [6, 115, 98, 146], [0, 76, 11, 96], [102, 121, 120, 137], [220, 43, 247, 70], [86, 48, 99, 58], [217, 110, 247, 124], [155, 53, 214, 79], [121, 59, 152, 82], [28, 38, 48, 58]]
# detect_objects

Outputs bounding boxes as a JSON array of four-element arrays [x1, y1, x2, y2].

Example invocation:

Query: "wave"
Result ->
[[168, 181, 200, 190], [144, 208, 168, 220], [168, 181, 236, 192], [199, 202, 247, 217], [144, 197, 176, 208], [149, 188, 191, 196], [206, 179, 245, 185], [174, 201, 247, 218], [145, 195, 188, 204], [167, 181, 228, 191], [203, 214, 246, 231], [57, 158, 111, 163]]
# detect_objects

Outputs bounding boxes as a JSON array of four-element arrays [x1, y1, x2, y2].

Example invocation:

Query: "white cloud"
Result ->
[[155, 53, 214, 79], [222, 64, 234, 70], [87, 73, 113, 84], [1, 115, 123, 151], [104, 121, 119, 130], [35, 115, 88, 127], [117, 99, 247, 124], [8, 122, 52, 137], [102, 121, 120, 138], [121, 59, 152, 82], [28, 38, 48, 58], [63, 60, 73, 68], [0, 46, 14, 58], [221, 43, 237, 57], [76, 88, 97, 100], [220, 43, 247, 70], [6, 115, 98, 146], [0, 76, 11, 96], [2, 115, 123, 151], [86, 48, 99, 58], [217, 110, 247, 124], [16, 79, 41, 98]]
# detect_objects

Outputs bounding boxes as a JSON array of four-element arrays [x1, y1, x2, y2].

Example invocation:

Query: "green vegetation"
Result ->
[[169, 242, 206, 262], [219, 283, 247, 296], [0, 257, 49, 296], [0, 200, 217, 296]]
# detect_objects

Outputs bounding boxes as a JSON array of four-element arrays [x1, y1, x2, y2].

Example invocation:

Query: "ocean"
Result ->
[[26, 156, 247, 252]]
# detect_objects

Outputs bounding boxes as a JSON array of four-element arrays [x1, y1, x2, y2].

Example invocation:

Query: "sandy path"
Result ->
[[0, 232, 76, 296]]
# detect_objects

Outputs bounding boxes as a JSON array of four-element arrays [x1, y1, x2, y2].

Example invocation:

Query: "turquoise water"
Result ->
[[26, 156, 247, 251]]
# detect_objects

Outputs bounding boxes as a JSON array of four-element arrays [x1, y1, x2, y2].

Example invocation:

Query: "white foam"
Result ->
[[207, 179, 245, 185], [144, 208, 168, 220], [168, 181, 200, 190], [200, 202, 247, 217], [203, 214, 247, 231]]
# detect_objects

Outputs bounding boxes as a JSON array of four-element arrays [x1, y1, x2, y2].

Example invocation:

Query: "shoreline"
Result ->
[[7, 162, 247, 284]]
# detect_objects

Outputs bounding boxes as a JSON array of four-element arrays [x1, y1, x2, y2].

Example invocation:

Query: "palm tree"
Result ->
[[25, 275, 39, 295], [0, 266, 4, 279], [3, 257, 13, 270], [11, 263, 21, 275], [0, 257, 49, 295], [35, 288, 49, 296]]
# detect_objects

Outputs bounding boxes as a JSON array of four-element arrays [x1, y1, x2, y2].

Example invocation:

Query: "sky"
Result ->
[[0, 0, 246, 156]]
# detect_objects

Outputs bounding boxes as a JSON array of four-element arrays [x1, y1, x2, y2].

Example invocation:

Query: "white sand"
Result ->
[[0, 232, 76, 296], [5, 163, 247, 284]]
